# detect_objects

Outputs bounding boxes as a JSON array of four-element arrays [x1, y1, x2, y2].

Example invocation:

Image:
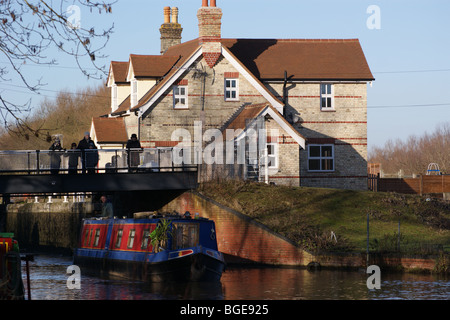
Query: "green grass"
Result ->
[[198, 180, 450, 254]]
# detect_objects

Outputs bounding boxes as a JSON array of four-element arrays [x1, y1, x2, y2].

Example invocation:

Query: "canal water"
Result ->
[[21, 254, 449, 300]]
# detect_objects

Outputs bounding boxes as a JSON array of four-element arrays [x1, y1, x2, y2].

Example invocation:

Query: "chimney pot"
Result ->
[[211, 0, 216, 7], [171, 7, 179, 24], [160, 6, 182, 54], [202, 0, 208, 7], [163, 6, 171, 24]]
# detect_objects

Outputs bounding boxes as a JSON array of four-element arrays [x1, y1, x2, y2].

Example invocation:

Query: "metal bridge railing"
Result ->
[[0, 148, 196, 174]]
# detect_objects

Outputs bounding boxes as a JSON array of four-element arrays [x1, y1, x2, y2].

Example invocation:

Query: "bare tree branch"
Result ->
[[0, 0, 115, 135]]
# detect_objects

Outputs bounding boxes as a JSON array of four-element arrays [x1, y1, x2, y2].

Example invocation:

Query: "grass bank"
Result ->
[[198, 180, 450, 254]]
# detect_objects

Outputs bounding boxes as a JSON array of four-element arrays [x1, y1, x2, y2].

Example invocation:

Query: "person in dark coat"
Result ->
[[77, 131, 95, 174], [66, 142, 79, 174], [49, 138, 64, 174], [126, 133, 142, 172], [85, 142, 99, 174]]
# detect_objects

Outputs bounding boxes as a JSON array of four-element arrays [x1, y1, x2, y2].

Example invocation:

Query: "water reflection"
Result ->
[[22, 254, 449, 300]]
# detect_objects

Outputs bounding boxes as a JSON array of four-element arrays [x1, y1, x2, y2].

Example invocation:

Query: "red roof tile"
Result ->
[[221, 38, 374, 80], [109, 61, 129, 84], [128, 54, 180, 78], [92, 117, 128, 143]]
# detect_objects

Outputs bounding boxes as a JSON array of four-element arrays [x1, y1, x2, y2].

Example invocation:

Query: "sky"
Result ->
[[1, 0, 450, 151]]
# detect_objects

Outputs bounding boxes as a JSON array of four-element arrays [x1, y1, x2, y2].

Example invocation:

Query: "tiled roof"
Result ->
[[128, 38, 373, 110], [221, 38, 374, 80], [226, 103, 268, 132], [92, 117, 128, 143], [111, 94, 131, 116], [128, 54, 180, 78], [109, 61, 129, 84]]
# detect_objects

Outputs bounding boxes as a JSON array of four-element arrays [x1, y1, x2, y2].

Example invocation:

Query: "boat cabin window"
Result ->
[[172, 223, 199, 250], [141, 229, 150, 250], [84, 228, 91, 247], [93, 228, 101, 247], [115, 229, 123, 248], [87, 229, 93, 246], [127, 229, 136, 249]]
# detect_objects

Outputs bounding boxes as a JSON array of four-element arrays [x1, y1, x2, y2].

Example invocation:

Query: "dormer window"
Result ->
[[173, 85, 188, 109], [131, 79, 138, 107]]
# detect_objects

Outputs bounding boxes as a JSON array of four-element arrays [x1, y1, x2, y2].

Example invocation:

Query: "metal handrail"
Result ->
[[0, 148, 197, 175]]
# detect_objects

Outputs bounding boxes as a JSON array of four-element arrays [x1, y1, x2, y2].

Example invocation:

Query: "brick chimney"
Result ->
[[197, 0, 222, 68], [160, 6, 183, 54]]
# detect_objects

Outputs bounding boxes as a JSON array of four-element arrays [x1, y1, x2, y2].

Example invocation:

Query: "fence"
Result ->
[[368, 174, 450, 196]]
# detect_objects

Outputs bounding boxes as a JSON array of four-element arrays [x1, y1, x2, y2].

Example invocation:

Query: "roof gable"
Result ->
[[107, 61, 129, 86], [225, 103, 306, 149], [134, 42, 286, 116]]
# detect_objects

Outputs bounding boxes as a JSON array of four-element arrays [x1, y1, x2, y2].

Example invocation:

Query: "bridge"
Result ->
[[0, 148, 198, 195]]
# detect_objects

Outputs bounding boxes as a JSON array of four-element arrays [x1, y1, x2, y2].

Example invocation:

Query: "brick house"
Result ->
[[92, 0, 374, 190]]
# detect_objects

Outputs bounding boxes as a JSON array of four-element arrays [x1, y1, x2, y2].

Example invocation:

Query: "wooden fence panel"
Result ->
[[371, 175, 450, 195]]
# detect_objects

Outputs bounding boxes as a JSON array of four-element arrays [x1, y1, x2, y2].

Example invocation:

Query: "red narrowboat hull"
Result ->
[[73, 216, 225, 283]]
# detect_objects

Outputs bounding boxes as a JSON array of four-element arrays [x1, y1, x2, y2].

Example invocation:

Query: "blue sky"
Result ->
[[1, 0, 449, 151]]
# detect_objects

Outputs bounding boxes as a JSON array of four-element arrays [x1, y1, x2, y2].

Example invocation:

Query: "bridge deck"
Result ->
[[0, 148, 198, 194], [0, 171, 198, 194]]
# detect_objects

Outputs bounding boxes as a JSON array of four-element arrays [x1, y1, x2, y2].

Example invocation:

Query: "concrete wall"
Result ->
[[6, 201, 94, 251]]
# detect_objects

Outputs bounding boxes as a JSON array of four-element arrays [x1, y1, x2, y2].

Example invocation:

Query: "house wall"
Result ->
[[137, 79, 156, 101], [265, 119, 301, 186], [137, 53, 368, 190], [124, 113, 139, 141], [116, 84, 130, 109], [266, 81, 368, 190]]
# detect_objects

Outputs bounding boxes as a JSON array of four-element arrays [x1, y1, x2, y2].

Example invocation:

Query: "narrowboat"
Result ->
[[0, 233, 25, 300], [73, 212, 225, 282]]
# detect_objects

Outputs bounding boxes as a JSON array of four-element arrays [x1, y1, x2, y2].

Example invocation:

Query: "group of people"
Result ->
[[48, 132, 141, 174]]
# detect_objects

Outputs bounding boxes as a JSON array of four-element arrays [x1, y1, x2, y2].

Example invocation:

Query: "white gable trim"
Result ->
[[234, 106, 305, 149], [138, 47, 203, 117], [126, 59, 135, 82], [262, 107, 305, 149], [106, 64, 115, 87], [221, 47, 284, 114]]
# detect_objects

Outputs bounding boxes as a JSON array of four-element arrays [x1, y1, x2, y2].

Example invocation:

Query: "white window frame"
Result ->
[[173, 85, 188, 109], [266, 142, 278, 169], [224, 78, 239, 101], [131, 79, 138, 107], [127, 229, 136, 249], [308, 144, 335, 172], [320, 83, 334, 110]]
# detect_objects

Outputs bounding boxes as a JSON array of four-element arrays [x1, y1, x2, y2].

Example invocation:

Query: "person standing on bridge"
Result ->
[[85, 142, 99, 174], [66, 142, 79, 174], [77, 132, 95, 174], [126, 133, 142, 172], [49, 137, 64, 174]]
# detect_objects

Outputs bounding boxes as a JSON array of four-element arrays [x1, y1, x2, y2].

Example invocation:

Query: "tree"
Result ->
[[369, 123, 450, 176], [0, 84, 110, 150], [0, 0, 114, 137]]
